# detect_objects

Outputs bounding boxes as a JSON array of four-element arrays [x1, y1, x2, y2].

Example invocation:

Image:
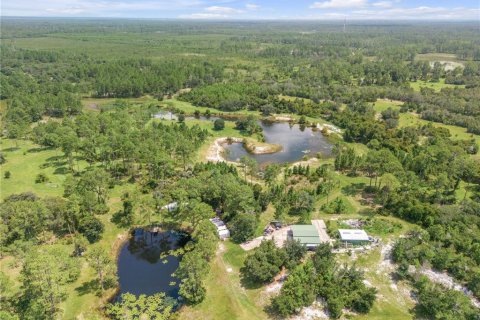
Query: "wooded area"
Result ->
[[0, 18, 479, 320]]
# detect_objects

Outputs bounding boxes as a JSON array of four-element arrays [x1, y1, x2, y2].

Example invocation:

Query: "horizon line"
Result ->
[[1, 16, 479, 22]]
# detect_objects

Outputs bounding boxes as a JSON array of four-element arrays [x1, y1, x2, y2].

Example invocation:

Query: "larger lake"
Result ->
[[116, 229, 188, 299], [223, 121, 333, 165]]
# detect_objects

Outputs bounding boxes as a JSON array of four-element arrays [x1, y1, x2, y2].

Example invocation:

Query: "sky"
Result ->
[[1, 0, 479, 20]]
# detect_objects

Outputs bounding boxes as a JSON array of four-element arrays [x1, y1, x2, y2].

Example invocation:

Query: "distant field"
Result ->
[[81, 96, 157, 111], [409, 79, 464, 92], [162, 98, 259, 117], [373, 99, 403, 112], [415, 53, 462, 62], [399, 113, 480, 154], [7, 32, 233, 59], [277, 94, 313, 103]]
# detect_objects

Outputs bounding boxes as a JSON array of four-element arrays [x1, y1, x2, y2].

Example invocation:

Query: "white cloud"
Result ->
[[45, 8, 86, 14], [348, 6, 479, 20], [205, 6, 243, 14], [2, 0, 203, 17], [246, 4, 260, 10], [310, 0, 367, 9], [179, 12, 228, 19], [372, 1, 393, 8]]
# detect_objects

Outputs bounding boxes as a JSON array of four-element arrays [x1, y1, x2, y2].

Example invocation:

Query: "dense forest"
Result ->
[[0, 18, 479, 320]]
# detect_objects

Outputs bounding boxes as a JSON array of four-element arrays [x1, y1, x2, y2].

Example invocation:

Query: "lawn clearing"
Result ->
[[372, 99, 403, 112], [399, 113, 480, 146], [0, 139, 77, 198], [409, 79, 464, 92], [179, 241, 269, 320]]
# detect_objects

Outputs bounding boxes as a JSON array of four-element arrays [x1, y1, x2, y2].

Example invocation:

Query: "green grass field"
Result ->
[[409, 79, 464, 92], [399, 112, 480, 144], [371, 99, 479, 160], [372, 99, 403, 112], [1, 139, 74, 198], [415, 53, 463, 63], [179, 241, 269, 320], [162, 98, 260, 117]]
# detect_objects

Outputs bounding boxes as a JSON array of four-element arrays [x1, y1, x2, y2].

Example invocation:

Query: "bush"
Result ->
[[78, 215, 104, 243], [213, 118, 225, 131], [35, 173, 49, 183], [242, 240, 286, 283], [179, 274, 206, 304], [4, 171, 11, 179]]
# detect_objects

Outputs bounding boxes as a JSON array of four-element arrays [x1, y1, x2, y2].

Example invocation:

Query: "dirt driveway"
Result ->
[[240, 226, 290, 251]]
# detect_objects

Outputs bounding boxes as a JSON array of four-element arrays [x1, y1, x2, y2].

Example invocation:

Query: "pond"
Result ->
[[223, 121, 333, 165], [116, 229, 189, 299]]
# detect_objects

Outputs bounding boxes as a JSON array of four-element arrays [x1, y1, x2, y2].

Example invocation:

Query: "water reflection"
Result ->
[[116, 229, 189, 298], [223, 121, 333, 165]]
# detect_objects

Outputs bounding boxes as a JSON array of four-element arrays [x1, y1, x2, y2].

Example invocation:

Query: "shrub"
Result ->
[[78, 215, 104, 243], [213, 118, 225, 131], [35, 173, 49, 183]]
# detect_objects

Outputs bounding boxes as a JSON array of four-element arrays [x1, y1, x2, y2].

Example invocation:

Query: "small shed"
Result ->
[[161, 202, 178, 212], [290, 225, 321, 249], [210, 217, 230, 240], [218, 228, 230, 240], [338, 229, 371, 245]]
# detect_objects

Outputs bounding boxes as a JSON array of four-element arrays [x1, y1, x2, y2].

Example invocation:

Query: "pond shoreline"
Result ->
[[103, 230, 130, 305], [243, 138, 282, 154], [104, 226, 180, 304], [206, 137, 243, 162], [206, 136, 284, 163]]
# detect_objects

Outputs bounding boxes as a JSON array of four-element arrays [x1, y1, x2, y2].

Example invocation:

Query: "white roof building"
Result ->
[[338, 229, 370, 242], [161, 202, 178, 212], [210, 217, 230, 240]]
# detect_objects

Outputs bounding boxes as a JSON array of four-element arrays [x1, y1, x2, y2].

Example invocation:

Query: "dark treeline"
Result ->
[[2, 19, 480, 135]]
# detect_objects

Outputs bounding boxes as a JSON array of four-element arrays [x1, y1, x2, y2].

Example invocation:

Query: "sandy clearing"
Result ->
[[291, 298, 329, 320], [240, 226, 290, 251], [205, 137, 243, 162], [419, 268, 480, 308]]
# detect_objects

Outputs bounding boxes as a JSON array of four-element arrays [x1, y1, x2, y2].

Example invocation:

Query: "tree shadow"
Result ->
[[46, 155, 64, 162], [27, 147, 52, 153], [75, 279, 98, 296], [54, 166, 69, 175], [239, 270, 264, 290], [2, 147, 20, 152], [341, 182, 366, 196], [263, 303, 284, 320]]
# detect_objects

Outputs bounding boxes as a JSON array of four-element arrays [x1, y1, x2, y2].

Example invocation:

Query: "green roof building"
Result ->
[[290, 225, 321, 249]]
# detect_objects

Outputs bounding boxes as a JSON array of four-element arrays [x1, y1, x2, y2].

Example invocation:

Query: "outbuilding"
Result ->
[[290, 225, 322, 249], [338, 229, 371, 246], [210, 217, 230, 240]]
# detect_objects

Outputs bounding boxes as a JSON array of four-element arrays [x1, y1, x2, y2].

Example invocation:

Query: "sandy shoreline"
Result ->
[[205, 137, 243, 162]]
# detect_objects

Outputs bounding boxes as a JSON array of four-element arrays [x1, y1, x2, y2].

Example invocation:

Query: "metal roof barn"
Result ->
[[290, 225, 321, 248], [338, 229, 370, 242]]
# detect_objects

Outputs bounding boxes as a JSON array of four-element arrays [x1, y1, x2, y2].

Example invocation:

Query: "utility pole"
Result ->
[[343, 16, 346, 33]]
